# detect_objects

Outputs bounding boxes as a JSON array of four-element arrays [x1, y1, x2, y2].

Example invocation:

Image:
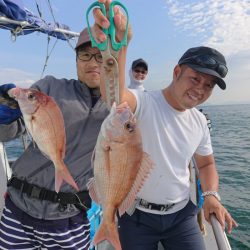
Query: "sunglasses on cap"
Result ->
[[180, 55, 228, 78], [134, 69, 147, 75]]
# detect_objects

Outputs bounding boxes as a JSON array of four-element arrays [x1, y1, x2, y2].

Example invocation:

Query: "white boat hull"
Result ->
[[0, 143, 8, 215]]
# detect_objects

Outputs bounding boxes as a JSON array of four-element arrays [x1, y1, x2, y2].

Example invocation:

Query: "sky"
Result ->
[[0, 0, 250, 105]]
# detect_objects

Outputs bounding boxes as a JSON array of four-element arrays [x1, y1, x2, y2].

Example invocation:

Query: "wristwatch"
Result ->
[[202, 191, 221, 202]]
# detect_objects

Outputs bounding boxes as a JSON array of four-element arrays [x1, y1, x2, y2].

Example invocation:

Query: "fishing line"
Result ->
[[40, 35, 58, 79], [46, 0, 76, 50]]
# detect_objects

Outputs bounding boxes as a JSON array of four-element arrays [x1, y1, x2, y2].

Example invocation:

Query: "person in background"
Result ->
[[0, 27, 109, 250], [93, 1, 238, 249], [128, 58, 148, 91]]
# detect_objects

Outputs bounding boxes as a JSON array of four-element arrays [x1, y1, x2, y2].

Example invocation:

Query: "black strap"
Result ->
[[7, 177, 91, 209], [138, 199, 175, 212]]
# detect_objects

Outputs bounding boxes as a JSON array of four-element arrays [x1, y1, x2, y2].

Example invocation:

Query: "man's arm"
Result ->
[[0, 119, 26, 142], [0, 83, 25, 142], [195, 153, 218, 192], [194, 153, 238, 233]]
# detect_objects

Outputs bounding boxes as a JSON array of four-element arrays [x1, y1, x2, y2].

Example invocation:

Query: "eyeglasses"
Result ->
[[134, 69, 147, 75], [77, 51, 103, 63], [180, 55, 228, 78]]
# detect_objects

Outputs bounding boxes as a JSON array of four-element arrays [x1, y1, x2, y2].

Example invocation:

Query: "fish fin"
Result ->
[[23, 119, 36, 148], [110, 102, 117, 115], [118, 152, 154, 216], [93, 221, 121, 250], [87, 178, 101, 204], [24, 125, 39, 151], [55, 172, 64, 193], [28, 131, 51, 160], [91, 147, 96, 168], [54, 161, 79, 192]]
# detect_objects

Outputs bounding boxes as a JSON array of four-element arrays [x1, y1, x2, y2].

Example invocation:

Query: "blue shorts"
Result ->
[[0, 197, 90, 250], [118, 200, 206, 250]]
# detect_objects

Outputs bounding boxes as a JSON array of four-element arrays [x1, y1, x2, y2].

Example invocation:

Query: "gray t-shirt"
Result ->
[[0, 75, 109, 220]]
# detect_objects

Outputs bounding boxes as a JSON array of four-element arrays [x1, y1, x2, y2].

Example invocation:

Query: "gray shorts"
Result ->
[[118, 200, 205, 250]]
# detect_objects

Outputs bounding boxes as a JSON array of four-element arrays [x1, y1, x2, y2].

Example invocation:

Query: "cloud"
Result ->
[[165, 0, 250, 56], [0, 68, 37, 88]]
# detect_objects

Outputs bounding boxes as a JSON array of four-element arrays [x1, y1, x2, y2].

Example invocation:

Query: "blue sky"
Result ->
[[1, 0, 250, 105]]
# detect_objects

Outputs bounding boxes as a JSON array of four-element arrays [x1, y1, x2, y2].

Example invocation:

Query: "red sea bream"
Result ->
[[88, 102, 154, 250], [9, 87, 79, 192]]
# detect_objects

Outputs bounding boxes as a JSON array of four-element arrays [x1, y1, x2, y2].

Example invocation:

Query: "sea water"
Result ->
[[203, 104, 250, 249]]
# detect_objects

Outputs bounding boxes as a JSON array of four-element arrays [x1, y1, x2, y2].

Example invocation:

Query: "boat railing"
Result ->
[[0, 16, 80, 38], [210, 214, 232, 250], [192, 157, 232, 250]]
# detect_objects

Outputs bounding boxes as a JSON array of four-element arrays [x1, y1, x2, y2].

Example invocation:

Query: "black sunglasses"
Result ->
[[77, 51, 103, 63], [134, 69, 147, 75], [180, 55, 228, 78]]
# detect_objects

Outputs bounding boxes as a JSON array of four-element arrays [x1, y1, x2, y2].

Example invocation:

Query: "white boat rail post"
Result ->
[[210, 214, 232, 250], [0, 142, 12, 215], [0, 16, 30, 27], [0, 142, 12, 179], [54, 28, 80, 38], [192, 157, 232, 250], [0, 16, 80, 41]]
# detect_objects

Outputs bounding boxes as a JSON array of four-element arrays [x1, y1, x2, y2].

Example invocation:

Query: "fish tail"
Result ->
[[93, 221, 121, 250], [54, 160, 79, 192]]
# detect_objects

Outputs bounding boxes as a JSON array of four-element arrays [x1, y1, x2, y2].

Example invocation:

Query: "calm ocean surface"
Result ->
[[4, 104, 250, 249]]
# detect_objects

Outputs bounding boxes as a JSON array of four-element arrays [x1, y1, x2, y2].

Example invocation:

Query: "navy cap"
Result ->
[[132, 58, 148, 71], [178, 46, 227, 90]]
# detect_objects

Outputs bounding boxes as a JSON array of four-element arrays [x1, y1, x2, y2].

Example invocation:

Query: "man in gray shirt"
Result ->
[[0, 27, 109, 250]]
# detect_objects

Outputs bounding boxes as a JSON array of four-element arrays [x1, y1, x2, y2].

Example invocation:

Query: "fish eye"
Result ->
[[28, 93, 35, 101], [124, 122, 134, 132]]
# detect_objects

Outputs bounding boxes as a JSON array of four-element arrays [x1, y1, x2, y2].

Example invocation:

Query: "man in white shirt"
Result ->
[[93, 2, 238, 249]]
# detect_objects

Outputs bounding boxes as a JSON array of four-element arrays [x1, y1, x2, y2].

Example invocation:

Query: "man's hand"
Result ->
[[0, 83, 22, 124], [203, 196, 238, 233], [92, 0, 132, 44]]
